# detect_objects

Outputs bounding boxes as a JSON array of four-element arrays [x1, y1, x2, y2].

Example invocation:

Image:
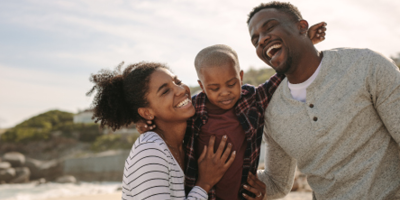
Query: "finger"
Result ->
[[242, 192, 255, 200], [146, 120, 152, 124], [243, 185, 261, 198], [220, 143, 232, 162], [223, 150, 236, 168], [215, 135, 227, 158], [248, 172, 266, 190], [207, 135, 216, 157], [197, 145, 207, 162], [319, 32, 326, 37]]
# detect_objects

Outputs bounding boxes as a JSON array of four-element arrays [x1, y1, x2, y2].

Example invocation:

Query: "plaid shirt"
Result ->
[[184, 73, 285, 200]]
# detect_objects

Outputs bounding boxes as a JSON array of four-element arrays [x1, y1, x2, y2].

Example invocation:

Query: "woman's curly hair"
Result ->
[[87, 62, 168, 131]]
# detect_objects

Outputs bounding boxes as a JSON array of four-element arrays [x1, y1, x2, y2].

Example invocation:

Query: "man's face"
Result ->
[[248, 8, 300, 74]]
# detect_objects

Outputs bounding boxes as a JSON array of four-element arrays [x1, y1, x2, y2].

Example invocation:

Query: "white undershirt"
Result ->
[[287, 62, 322, 102]]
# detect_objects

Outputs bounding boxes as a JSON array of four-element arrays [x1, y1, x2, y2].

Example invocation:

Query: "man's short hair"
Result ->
[[247, 1, 303, 24], [194, 44, 240, 78]]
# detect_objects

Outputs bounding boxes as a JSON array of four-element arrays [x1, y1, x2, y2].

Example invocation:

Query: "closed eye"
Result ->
[[228, 82, 236, 87], [209, 88, 219, 92], [174, 77, 182, 85], [162, 88, 170, 95]]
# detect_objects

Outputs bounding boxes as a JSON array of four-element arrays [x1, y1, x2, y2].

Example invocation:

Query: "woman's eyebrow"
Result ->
[[157, 83, 168, 93]]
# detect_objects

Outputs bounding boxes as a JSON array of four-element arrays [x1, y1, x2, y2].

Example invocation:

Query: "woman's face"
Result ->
[[145, 68, 195, 123]]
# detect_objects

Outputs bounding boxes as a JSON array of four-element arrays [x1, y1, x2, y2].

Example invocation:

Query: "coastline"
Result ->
[[44, 192, 121, 200]]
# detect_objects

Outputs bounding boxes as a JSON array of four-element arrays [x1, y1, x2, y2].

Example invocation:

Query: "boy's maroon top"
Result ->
[[184, 73, 285, 200], [196, 107, 247, 200]]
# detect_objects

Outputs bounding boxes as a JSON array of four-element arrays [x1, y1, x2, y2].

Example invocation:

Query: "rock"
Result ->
[[2, 152, 25, 167], [0, 162, 11, 170], [55, 175, 77, 183], [33, 178, 47, 186], [25, 157, 63, 180], [9, 167, 30, 183], [0, 168, 16, 182]]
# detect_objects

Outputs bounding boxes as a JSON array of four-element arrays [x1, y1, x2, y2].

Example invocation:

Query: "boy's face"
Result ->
[[198, 61, 243, 110]]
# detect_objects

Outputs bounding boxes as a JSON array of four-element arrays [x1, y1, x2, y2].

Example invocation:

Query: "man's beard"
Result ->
[[275, 55, 292, 75]]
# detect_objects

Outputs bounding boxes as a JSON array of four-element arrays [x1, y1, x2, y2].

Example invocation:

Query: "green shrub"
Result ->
[[90, 134, 138, 152]]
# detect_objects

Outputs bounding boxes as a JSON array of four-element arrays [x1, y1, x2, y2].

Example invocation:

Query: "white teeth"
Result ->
[[176, 98, 190, 108], [266, 44, 282, 58]]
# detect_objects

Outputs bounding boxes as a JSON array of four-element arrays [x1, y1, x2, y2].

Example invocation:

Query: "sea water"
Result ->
[[0, 182, 121, 200]]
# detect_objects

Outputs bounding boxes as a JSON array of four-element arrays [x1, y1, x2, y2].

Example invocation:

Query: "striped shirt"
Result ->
[[122, 131, 208, 200]]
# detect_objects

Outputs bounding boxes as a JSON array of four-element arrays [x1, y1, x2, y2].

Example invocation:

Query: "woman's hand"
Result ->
[[242, 172, 267, 200], [308, 22, 327, 45], [196, 135, 236, 192], [135, 120, 156, 134]]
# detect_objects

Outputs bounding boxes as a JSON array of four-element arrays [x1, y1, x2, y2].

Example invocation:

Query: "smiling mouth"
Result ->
[[220, 98, 234, 105], [176, 98, 191, 108], [266, 44, 282, 59]]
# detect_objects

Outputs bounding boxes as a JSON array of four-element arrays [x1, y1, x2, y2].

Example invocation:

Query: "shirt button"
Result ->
[[309, 104, 314, 108], [313, 117, 318, 121]]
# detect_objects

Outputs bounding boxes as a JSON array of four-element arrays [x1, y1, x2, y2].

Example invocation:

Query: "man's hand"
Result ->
[[243, 172, 267, 200], [135, 120, 156, 134]]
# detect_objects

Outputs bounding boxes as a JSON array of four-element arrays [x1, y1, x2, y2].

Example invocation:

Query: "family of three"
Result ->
[[87, 2, 400, 200]]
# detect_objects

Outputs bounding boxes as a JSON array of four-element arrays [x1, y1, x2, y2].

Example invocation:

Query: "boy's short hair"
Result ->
[[194, 44, 240, 78], [247, 1, 303, 24]]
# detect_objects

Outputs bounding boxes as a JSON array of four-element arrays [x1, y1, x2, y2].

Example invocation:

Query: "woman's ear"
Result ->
[[298, 20, 309, 35], [138, 107, 154, 121]]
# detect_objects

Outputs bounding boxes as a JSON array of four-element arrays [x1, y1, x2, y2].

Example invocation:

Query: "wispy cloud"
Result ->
[[0, 0, 399, 127]]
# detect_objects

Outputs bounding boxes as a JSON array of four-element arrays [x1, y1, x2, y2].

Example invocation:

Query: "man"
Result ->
[[247, 2, 400, 200]]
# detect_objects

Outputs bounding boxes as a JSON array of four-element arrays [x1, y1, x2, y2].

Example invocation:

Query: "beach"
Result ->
[[42, 191, 312, 200]]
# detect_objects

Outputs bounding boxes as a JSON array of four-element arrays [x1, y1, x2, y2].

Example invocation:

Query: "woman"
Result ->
[[87, 62, 236, 199]]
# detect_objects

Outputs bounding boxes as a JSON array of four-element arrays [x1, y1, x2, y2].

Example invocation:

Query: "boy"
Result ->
[[183, 44, 283, 200]]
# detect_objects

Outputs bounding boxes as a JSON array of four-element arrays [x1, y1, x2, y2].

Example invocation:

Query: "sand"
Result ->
[[42, 191, 312, 200]]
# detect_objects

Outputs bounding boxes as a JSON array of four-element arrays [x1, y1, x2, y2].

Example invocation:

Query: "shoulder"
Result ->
[[323, 48, 396, 71], [130, 132, 168, 158], [323, 48, 390, 62]]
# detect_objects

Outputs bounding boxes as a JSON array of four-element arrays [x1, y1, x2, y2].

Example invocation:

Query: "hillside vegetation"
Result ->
[[1, 110, 101, 143]]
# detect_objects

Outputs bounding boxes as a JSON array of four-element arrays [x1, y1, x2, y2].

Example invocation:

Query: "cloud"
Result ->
[[0, 0, 399, 127]]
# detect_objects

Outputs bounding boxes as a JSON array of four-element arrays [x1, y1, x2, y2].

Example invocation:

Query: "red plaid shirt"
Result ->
[[184, 73, 285, 200]]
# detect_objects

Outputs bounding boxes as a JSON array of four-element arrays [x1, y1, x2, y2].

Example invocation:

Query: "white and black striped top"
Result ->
[[122, 131, 208, 200]]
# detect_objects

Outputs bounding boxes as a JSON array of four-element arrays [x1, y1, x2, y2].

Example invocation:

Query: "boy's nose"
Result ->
[[220, 89, 231, 96]]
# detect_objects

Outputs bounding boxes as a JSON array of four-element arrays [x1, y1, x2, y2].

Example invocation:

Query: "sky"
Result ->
[[1, 0, 400, 128]]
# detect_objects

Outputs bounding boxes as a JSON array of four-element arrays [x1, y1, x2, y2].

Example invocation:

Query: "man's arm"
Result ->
[[369, 50, 400, 146], [257, 128, 297, 199]]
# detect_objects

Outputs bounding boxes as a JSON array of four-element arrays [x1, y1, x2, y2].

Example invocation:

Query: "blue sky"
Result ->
[[1, 0, 400, 128]]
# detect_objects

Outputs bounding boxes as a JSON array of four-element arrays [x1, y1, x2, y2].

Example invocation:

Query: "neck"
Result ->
[[153, 119, 187, 149], [286, 46, 323, 84]]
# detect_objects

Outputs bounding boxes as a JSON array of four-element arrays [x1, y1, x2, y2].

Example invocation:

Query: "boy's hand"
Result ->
[[243, 172, 266, 200], [308, 22, 327, 45], [135, 120, 156, 134]]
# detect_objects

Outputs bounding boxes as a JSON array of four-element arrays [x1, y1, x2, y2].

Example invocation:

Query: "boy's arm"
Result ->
[[257, 128, 296, 199], [256, 73, 285, 110]]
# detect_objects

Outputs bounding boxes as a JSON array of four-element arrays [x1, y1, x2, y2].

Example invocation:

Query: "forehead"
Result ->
[[248, 8, 292, 32], [148, 68, 174, 90], [200, 62, 239, 83]]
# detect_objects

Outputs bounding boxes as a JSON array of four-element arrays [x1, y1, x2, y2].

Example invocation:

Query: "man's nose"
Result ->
[[258, 33, 271, 47]]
